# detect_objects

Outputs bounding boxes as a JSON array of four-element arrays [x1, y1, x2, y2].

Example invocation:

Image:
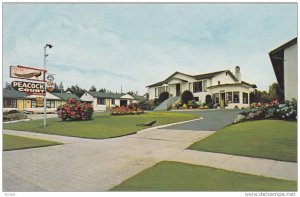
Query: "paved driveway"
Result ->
[[3, 129, 214, 192], [165, 109, 240, 131]]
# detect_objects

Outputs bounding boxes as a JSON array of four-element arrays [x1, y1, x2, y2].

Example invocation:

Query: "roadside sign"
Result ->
[[11, 81, 45, 95], [36, 97, 44, 107], [10, 65, 46, 82], [46, 74, 55, 92]]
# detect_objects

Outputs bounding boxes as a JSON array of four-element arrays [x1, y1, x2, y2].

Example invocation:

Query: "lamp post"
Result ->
[[43, 44, 53, 127]]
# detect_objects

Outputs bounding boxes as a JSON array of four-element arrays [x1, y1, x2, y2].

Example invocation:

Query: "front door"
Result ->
[[120, 100, 127, 107], [176, 84, 181, 96], [220, 93, 225, 108], [105, 99, 110, 108], [17, 99, 24, 110]]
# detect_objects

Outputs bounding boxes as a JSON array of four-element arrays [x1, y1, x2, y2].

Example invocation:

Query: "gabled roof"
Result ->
[[132, 95, 145, 101], [3, 89, 27, 98], [269, 37, 297, 91], [146, 70, 238, 87], [87, 91, 124, 99], [207, 81, 257, 89], [51, 92, 80, 101]]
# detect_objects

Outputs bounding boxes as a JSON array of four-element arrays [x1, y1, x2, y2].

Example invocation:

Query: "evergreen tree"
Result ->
[[59, 81, 64, 93], [89, 85, 97, 92]]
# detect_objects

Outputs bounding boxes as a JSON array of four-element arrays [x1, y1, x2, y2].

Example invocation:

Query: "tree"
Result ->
[[4, 82, 12, 90], [51, 83, 60, 93], [159, 92, 169, 103], [59, 81, 64, 93], [250, 89, 261, 103], [67, 85, 87, 97], [89, 85, 97, 92], [181, 90, 194, 104], [269, 83, 284, 102]]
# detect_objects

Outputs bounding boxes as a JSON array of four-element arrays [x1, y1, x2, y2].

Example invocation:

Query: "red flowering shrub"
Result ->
[[57, 98, 93, 121], [110, 103, 144, 116]]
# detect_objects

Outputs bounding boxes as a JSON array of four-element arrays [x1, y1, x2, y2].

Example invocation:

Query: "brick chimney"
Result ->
[[235, 66, 241, 83]]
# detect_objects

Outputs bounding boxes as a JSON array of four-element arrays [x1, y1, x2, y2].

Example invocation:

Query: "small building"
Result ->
[[51, 92, 80, 106], [269, 37, 297, 101], [3, 89, 81, 113], [3, 89, 27, 112], [146, 66, 256, 109], [80, 91, 143, 111]]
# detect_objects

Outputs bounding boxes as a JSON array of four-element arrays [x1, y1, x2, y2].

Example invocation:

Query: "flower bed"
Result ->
[[110, 103, 144, 115], [240, 99, 297, 121], [57, 99, 93, 121]]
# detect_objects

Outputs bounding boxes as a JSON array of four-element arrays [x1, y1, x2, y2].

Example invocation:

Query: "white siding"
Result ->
[[211, 72, 236, 86], [148, 87, 156, 100], [210, 85, 252, 109], [284, 43, 298, 100], [80, 92, 94, 102]]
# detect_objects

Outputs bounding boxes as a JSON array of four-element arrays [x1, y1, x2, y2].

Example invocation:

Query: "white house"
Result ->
[[80, 91, 144, 111], [269, 37, 297, 101], [147, 66, 256, 109]]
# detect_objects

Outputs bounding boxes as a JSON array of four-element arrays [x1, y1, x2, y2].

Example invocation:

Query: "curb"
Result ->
[[3, 119, 31, 124], [137, 117, 203, 133]]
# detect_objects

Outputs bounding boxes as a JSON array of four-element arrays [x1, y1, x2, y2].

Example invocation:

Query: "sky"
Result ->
[[3, 3, 297, 95]]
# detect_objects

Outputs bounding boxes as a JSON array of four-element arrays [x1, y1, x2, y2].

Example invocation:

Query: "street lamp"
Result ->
[[43, 43, 53, 127]]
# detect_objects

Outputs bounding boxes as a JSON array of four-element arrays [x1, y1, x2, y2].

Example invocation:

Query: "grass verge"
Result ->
[[3, 112, 199, 139], [3, 134, 62, 151], [111, 161, 296, 191], [189, 120, 297, 162]]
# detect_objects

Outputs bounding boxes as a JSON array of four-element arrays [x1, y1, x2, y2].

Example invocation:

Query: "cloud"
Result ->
[[3, 3, 297, 94]]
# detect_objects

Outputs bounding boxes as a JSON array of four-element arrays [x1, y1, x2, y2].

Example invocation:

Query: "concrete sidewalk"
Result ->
[[3, 128, 214, 191], [3, 122, 297, 191], [168, 150, 297, 181]]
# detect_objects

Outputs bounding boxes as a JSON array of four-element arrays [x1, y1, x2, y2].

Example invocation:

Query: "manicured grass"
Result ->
[[111, 161, 296, 191], [189, 120, 297, 162], [3, 112, 199, 139], [3, 134, 62, 151]]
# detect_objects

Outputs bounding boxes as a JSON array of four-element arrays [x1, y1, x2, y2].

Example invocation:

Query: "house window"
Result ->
[[243, 93, 249, 104], [213, 93, 220, 103], [46, 100, 55, 108], [111, 98, 115, 105], [155, 88, 157, 97], [194, 97, 199, 101], [218, 81, 221, 85], [3, 99, 17, 108], [31, 100, 37, 108], [226, 92, 233, 104], [97, 98, 105, 105], [233, 92, 240, 103], [158, 87, 165, 96], [193, 81, 207, 93], [203, 80, 207, 92]]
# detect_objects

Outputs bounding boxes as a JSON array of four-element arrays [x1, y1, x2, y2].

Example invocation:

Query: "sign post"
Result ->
[[43, 44, 53, 127]]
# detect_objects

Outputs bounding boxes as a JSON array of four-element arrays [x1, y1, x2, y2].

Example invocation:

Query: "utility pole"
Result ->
[[43, 44, 53, 127]]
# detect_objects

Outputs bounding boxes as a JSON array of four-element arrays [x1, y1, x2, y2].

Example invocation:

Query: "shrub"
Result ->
[[137, 99, 155, 111], [110, 105, 144, 115], [159, 92, 169, 103], [181, 90, 194, 104], [187, 100, 198, 109], [240, 99, 297, 121], [57, 98, 93, 121], [153, 98, 160, 106], [3, 111, 28, 122]]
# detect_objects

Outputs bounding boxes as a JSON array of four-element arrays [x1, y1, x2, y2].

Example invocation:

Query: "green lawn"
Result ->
[[189, 120, 297, 162], [3, 134, 62, 151], [111, 161, 296, 191], [3, 112, 199, 139]]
